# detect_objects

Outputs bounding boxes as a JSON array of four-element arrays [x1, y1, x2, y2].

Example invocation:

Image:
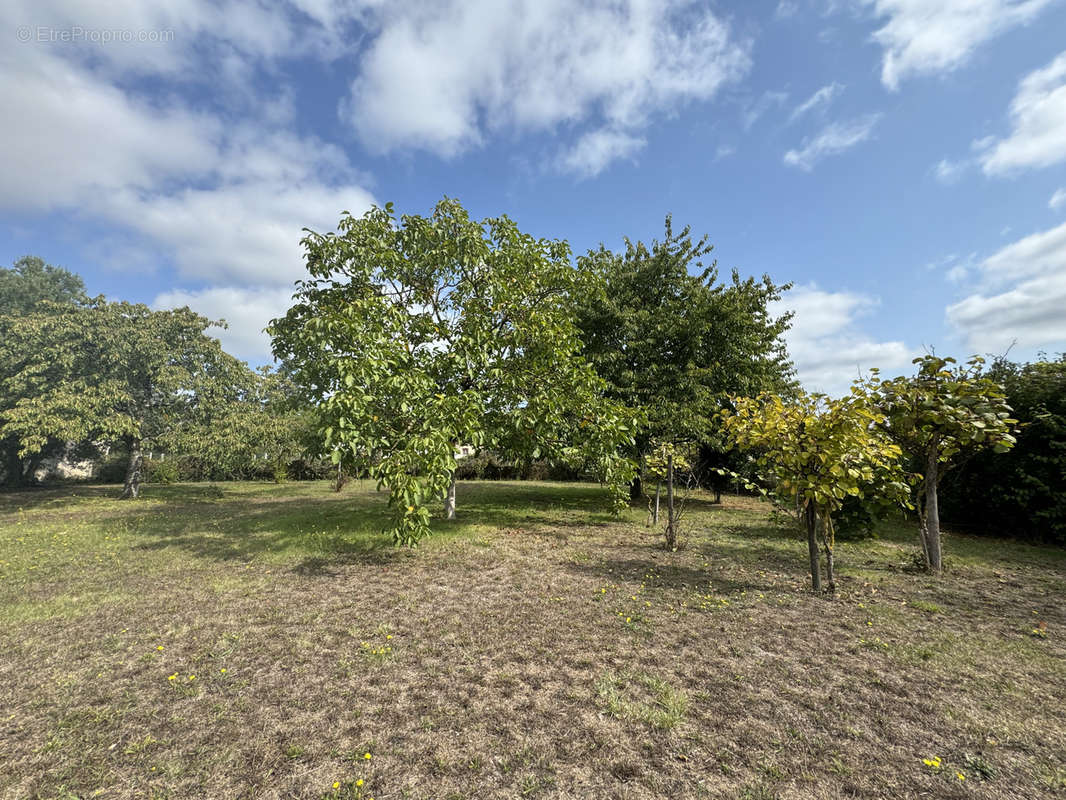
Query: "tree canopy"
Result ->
[[862, 355, 1016, 572], [270, 198, 638, 545], [0, 256, 91, 486], [1, 300, 247, 497], [574, 217, 794, 494], [720, 391, 909, 592]]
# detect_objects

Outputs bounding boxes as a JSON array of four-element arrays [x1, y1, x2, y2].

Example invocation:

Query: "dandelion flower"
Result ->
[[220, 668, 227, 674], [167, 674, 177, 681], [333, 782, 340, 789], [188, 675, 196, 681], [364, 752, 372, 760], [156, 645, 164, 651]]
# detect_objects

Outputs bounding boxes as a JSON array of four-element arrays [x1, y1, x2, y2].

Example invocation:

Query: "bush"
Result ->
[[94, 451, 130, 483], [940, 356, 1066, 545], [145, 458, 178, 484]]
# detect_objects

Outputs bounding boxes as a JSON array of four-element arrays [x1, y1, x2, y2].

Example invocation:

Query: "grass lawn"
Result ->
[[1, 480, 1064, 800]]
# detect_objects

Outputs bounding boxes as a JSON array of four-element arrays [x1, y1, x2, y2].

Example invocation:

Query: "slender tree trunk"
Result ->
[[444, 472, 457, 520], [652, 481, 661, 526], [806, 502, 822, 593], [665, 454, 676, 549], [924, 448, 942, 574], [121, 441, 143, 499], [822, 516, 836, 594], [714, 487, 722, 504]]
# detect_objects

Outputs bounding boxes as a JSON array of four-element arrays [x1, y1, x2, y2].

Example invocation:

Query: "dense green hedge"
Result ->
[[940, 357, 1066, 544]]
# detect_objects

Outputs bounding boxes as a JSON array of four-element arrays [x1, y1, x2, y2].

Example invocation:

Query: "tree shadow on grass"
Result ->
[[113, 479, 626, 569]]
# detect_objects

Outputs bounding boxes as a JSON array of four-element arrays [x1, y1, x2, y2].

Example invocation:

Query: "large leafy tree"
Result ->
[[270, 198, 638, 546], [2, 301, 246, 498], [862, 355, 1017, 573], [574, 217, 795, 498], [0, 256, 90, 486], [720, 391, 908, 593]]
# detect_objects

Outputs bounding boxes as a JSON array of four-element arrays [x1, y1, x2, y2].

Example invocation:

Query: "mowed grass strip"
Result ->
[[1, 480, 1064, 799]]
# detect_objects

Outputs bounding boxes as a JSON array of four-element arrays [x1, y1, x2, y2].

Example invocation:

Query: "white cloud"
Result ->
[[558, 129, 646, 178], [863, 0, 1054, 90], [98, 182, 374, 286], [978, 51, 1066, 175], [789, 82, 844, 122], [933, 157, 968, 184], [783, 113, 882, 170], [715, 144, 737, 160], [0, 38, 375, 287], [741, 90, 789, 131], [946, 220, 1066, 353], [1051, 187, 1066, 210], [343, 0, 752, 170], [153, 285, 295, 364], [775, 0, 801, 19], [775, 284, 916, 395]]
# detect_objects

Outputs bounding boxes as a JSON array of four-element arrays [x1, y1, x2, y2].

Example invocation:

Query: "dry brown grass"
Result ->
[[1, 480, 1064, 799]]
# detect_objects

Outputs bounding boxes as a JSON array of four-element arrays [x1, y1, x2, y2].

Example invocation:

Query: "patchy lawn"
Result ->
[[1, 480, 1064, 800]]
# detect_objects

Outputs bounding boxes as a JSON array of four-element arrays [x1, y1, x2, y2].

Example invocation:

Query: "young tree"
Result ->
[[574, 217, 795, 498], [1, 301, 246, 498], [270, 198, 638, 546], [720, 392, 908, 593], [0, 257, 90, 486], [863, 355, 1017, 572]]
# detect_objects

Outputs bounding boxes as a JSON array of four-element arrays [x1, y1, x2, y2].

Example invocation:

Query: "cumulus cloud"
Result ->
[[789, 82, 844, 122], [0, 34, 375, 287], [978, 51, 1066, 175], [152, 285, 296, 364], [783, 113, 882, 170], [1051, 188, 1066, 210], [862, 0, 1054, 90], [558, 129, 646, 179], [342, 0, 752, 171], [946, 220, 1066, 353], [774, 284, 916, 396]]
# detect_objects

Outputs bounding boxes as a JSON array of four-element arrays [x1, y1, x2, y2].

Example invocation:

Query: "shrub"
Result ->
[[145, 459, 178, 484]]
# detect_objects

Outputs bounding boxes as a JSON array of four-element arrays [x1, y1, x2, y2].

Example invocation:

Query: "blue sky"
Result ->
[[3, 0, 1065, 394]]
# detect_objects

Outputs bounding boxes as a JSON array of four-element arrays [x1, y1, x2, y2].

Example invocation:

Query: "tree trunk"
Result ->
[[653, 481, 661, 526], [822, 516, 836, 594], [806, 502, 822, 593], [714, 487, 722, 504], [665, 454, 676, 549], [121, 442, 143, 499], [924, 448, 942, 574], [444, 472, 457, 520], [629, 474, 643, 502]]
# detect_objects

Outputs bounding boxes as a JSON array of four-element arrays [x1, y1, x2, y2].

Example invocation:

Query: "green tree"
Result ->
[[574, 217, 795, 499], [939, 355, 1066, 544], [1, 301, 246, 498], [172, 366, 318, 482], [0, 256, 90, 486], [862, 355, 1017, 572], [0, 255, 88, 314], [720, 391, 909, 592], [270, 198, 638, 546]]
